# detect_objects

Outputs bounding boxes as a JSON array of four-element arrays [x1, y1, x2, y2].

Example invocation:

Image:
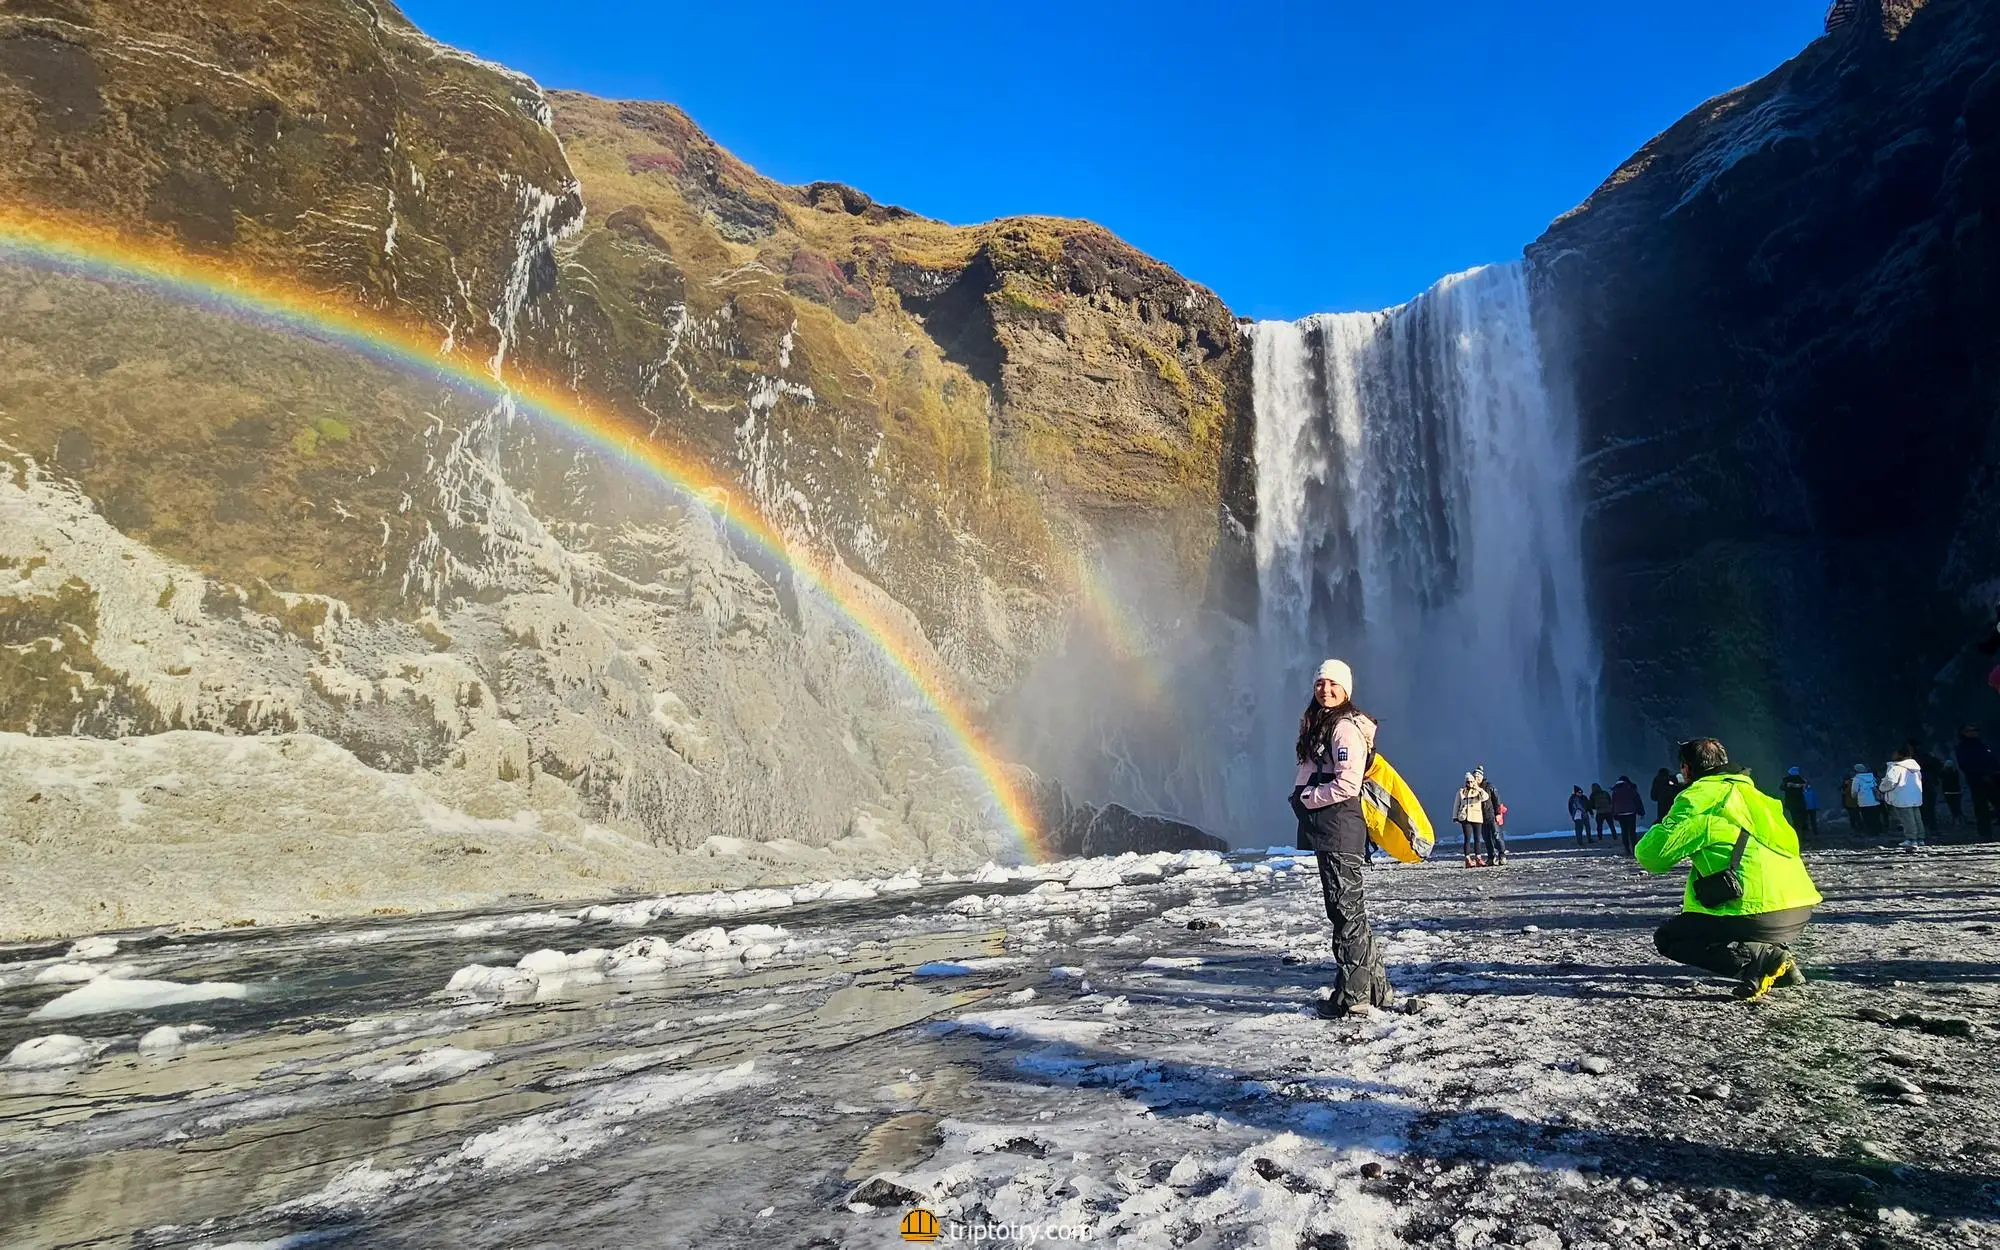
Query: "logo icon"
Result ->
[[900, 1208, 941, 1243]]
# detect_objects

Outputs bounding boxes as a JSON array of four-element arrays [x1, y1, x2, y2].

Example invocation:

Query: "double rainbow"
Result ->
[[0, 208, 1046, 858]]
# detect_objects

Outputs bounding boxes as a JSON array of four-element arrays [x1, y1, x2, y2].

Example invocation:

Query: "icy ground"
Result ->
[[3, 842, 1997, 1250]]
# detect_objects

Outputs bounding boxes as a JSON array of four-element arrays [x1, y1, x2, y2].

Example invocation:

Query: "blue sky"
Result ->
[[399, 1, 1828, 319]]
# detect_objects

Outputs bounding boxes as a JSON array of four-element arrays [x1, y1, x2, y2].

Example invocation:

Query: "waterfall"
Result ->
[[1246, 262, 1600, 828]]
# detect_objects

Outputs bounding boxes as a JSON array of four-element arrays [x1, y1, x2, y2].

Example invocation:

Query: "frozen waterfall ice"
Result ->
[[1246, 262, 1600, 826]]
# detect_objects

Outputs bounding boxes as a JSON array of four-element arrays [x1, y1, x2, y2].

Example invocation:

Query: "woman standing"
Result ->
[[1290, 658, 1394, 1018], [1455, 773, 1487, 866]]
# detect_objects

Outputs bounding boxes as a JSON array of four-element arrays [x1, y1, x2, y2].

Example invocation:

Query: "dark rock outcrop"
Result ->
[[1529, 0, 2000, 780], [1026, 775, 1227, 858]]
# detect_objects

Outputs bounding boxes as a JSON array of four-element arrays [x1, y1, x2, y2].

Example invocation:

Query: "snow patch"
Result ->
[[32, 977, 247, 1020]]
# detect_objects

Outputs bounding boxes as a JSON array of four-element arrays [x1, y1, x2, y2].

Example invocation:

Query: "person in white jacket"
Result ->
[[1848, 765, 1882, 834], [1881, 745, 1926, 850], [1454, 774, 1487, 866]]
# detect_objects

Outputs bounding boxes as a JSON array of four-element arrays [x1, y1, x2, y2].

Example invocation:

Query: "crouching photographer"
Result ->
[[1636, 737, 1823, 1002]]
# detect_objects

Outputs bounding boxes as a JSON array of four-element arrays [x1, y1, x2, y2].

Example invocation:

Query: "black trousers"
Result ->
[[1572, 818, 1589, 844], [1593, 812, 1611, 838], [1782, 798, 1807, 835], [1458, 820, 1480, 856], [1616, 814, 1638, 854], [1292, 792, 1391, 1010], [1482, 820, 1507, 862], [1654, 906, 1813, 980], [1974, 779, 1998, 841]]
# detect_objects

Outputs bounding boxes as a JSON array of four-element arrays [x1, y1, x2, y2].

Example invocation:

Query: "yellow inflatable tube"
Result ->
[[1362, 753, 1435, 863]]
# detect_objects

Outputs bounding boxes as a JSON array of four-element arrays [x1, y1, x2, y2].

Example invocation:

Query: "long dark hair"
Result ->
[[1296, 695, 1373, 764]]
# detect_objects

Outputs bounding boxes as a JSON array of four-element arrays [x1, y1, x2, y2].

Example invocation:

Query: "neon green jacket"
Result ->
[[1635, 772, 1823, 916]]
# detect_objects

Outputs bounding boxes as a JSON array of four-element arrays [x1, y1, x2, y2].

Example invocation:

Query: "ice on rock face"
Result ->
[[364, 1046, 496, 1085], [674, 926, 733, 955], [67, 936, 120, 960], [31, 977, 247, 1020], [444, 964, 540, 1002], [452, 1061, 767, 1174], [7, 1034, 104, 1069], [1065, 861, 1133, 890], [34, 962, 103, 984], [136, 1024, 213, 1056], [516, 948, 608, 976], [812, 880, 879, 903], [450, 912, 582, 939]]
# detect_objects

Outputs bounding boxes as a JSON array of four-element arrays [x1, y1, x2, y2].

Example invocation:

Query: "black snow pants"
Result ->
[[1617, 814, 1638, 855], [1653, 906, 1813, 981], [1292, 790, 1391, 1011], [1481, 820, 1506, 863]]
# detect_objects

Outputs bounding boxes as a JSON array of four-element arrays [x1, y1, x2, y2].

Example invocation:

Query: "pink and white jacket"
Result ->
[[1293, 712, 1378, 809]]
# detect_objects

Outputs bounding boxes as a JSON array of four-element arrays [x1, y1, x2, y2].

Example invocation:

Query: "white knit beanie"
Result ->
[[1314, 658, 1353, 697]]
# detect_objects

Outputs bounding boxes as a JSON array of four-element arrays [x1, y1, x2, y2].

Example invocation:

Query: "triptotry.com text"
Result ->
[[912, 1219, 1091, 1243]]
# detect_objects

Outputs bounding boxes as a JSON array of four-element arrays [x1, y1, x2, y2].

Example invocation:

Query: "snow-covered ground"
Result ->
[[2, 843, 1996, 1249]]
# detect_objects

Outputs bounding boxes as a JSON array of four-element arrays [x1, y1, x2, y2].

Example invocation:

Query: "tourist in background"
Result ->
[[1475, 767, 1507, 866], [1956, 725, 1997, 841], [1590, 782, 1613, 841], [1914, 743, 1943, 837], [1610, 775, 1644, 855], [1567, 785, 1591, 846], [1455, 773, 1487, 866], [1781, 767, 1810, 835], [1289, 659, 1392, 1017], [1801, 777, 1820, 835], [1650, 767, 1682, 822], [1638, 738, 1821, 1001], [1940, 756, 1964, 831], [1847, 764, 1882, 834], [1881, 745, 1925, 851]]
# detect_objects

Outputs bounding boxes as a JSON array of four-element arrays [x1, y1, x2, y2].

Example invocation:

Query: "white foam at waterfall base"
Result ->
[[1247, 263, 1600, 826]]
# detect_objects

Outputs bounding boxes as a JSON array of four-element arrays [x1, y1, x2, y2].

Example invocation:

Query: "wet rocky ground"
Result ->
[[2, 840, 1996, 1249]]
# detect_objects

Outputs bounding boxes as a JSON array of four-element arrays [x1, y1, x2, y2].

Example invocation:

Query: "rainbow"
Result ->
[[0, 208, 1047, 858]]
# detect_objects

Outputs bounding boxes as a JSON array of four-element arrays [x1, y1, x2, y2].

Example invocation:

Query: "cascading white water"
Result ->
[[1246, 262, 1600, 827]]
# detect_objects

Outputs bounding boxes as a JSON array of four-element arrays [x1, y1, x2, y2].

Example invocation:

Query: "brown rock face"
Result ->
[[1529, 0, 1999, 779], [0, 0, 1249, 883]]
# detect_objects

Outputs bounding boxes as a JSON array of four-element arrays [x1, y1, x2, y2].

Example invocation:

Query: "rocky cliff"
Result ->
[[0, 0, 1251, 935], [1529, 0, 2000, 780]]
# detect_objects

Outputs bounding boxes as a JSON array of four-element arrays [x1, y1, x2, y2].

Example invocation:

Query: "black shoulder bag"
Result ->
[[1691, 828, 1752, 909]]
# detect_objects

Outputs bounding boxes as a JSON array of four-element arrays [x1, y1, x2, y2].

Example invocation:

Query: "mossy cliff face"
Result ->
[[1529, 0, 2000, 779], [0, 0, 1252, 893]]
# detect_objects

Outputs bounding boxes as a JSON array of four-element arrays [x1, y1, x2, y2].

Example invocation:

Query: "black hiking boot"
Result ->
[[1732, 945, 1796, 1002]]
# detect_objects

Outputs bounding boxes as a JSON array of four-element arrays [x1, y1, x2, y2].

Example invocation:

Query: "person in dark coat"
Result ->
[[1566, 785, 1591, 846], [1609, 775, 1645, 855], [1940, 757, 1964, 831], [1780, 767, 1810, 836], [1589, 783, 1613, 841], [1650, 767, 1683, 822], [1475, 767, 1507, 866], [1956, 725, 1999, 842], [1914, 746, 1943, 836]]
